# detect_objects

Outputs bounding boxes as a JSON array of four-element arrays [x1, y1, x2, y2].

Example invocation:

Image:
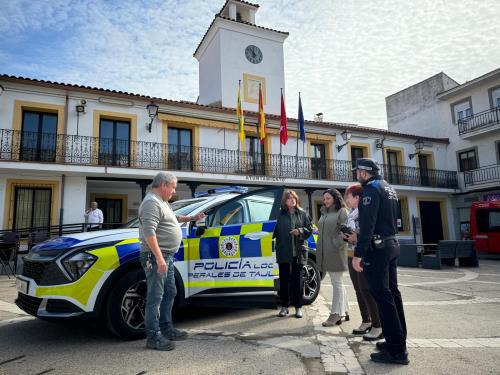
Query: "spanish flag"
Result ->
[[237, 81, 245, 142], [258, 83, 266, 144]]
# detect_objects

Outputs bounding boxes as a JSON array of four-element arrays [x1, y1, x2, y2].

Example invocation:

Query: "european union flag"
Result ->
[[298, 94, 305, 142]]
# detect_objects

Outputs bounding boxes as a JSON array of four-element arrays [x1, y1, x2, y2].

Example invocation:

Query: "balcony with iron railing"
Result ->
[[463, 164, 500, 188], [0, 129, 458, 189], [458, 106, 500, 137]]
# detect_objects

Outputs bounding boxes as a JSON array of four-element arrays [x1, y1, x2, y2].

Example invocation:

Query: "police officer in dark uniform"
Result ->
[[351, 158, 409, 365]]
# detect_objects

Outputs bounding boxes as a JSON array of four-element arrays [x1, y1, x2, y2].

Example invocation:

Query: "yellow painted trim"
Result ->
[[161, 120, 200, 171], [185, 280, 274, 288], [243, 73, 266, 105], [347, 141, 371, 161], [397, 195, 411, 236], [12, 100, 66, 162], [416, 197, 450, 242], [92, 110, 137, 167], [4, 179, 60, 230], [90, 193, 128, 224], [313, 198, 323, 224], [419, 151, 435, 170], [385, 146, 405, 167], [307, 140, 333, 161]]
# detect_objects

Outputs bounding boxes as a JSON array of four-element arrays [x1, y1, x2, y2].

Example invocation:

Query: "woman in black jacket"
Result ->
[[273, 190, 312, 318]]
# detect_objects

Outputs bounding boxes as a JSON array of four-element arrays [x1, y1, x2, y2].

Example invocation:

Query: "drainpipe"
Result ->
[[59, 174, 65, 235], [58, 94, 69, 235]]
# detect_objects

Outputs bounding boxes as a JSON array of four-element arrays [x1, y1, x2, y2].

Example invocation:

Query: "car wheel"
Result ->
[[302, 259, 320, 305], [106, 269, 147, 340]]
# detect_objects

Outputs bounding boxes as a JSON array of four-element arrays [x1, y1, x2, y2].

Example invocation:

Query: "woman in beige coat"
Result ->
[[316, 188, 350, 326]]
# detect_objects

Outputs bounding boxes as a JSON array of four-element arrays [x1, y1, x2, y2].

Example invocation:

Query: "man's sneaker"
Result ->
[[370, 350, 409, 365], [353, 322, 372, 334], [363, 327, 384, 341], [295, 308, 303, 318], [163, 328, 188, 341], [146, 333, 175, 351]]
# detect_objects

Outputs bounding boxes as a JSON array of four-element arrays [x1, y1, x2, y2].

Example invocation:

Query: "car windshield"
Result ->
[[122, 198, 210, 228]]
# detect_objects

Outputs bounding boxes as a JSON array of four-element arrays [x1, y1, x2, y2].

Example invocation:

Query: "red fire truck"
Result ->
[[470, 200, 500, 254]]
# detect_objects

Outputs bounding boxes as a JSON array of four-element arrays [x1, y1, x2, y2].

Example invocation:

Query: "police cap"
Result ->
[[352, 158, 380, 172]]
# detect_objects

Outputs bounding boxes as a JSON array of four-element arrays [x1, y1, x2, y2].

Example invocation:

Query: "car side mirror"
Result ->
[[195, 226, 206, 236]]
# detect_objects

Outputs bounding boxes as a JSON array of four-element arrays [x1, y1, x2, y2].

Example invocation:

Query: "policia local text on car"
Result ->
[[351, 158, 409, 366]]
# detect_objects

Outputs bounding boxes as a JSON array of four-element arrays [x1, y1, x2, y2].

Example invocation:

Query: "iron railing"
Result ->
[[0, 129, 458, 189], [458, 106, 500, 135], [463, 164, 500, 187]]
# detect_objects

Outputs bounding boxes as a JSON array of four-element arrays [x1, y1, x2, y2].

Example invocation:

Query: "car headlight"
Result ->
[[62, 252, 97, 280]]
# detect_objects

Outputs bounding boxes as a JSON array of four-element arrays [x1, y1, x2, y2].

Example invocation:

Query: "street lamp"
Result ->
[[336, 129, 352, 152], [146, 102, 159, 133], [75, 100, 86, 135], [409, 139, 424, 159]]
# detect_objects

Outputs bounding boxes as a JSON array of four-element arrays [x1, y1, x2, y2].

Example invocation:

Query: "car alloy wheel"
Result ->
[[120, 280, 146, 331], [303, 263, 319, 301]]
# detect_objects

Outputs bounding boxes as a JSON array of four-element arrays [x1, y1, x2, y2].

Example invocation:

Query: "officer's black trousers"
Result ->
[[363, 240, 407, 354], [278, 259, 303, 308]]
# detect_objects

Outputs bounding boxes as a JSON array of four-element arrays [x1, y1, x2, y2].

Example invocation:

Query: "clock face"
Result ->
[[245, 45, 263, 64]]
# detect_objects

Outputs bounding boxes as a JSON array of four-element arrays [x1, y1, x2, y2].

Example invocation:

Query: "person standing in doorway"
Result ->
[[352, 158, 409, 365], [343, 184, 382, 341], [316, 189, 350, 326], [273, 190, 312, 318], [85, 201, 103, 231], [139, 171, 205, 350]]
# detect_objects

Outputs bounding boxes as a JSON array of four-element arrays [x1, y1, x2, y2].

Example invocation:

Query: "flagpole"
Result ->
[[237, 80, 241, 172], [280, 88, 283, 177], [296, 92, 300, 178]]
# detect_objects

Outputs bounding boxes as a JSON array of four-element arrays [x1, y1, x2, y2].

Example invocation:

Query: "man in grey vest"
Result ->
[[139, 171, 205, 350]]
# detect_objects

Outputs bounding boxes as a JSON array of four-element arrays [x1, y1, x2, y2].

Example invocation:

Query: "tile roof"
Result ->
[[193, 15, 288, 57], [0, 73, 449, 144], [218, 0, 259, 15]]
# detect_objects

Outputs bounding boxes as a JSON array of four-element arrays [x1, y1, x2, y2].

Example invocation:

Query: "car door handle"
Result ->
[[243, 232, 269, 240]]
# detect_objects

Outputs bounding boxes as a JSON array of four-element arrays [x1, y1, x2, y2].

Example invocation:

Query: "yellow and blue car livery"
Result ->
[[15, 191, 321, 339]]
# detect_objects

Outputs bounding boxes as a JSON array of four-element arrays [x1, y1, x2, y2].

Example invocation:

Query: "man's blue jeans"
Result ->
[[140, 252, 177, 339]]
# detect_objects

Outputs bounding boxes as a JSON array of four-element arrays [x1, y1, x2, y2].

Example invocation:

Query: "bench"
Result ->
[[455, 240, 478, 267], [398, 244, 419, 267], [421, 240, 457, 269]]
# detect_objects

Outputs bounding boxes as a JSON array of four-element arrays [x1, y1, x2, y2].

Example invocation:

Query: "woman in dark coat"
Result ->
[[273, 189, 312, 318]]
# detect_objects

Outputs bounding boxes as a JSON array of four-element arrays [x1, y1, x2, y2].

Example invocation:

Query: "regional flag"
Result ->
[[237, 81, 245, 142], [280, 89, 288, 145], [298, 93, 305, 142], [258, 84, 266, 144]]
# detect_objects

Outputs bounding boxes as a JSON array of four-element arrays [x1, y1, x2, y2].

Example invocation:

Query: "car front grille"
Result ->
[[15, 293, 42, 316], [22, 259, 69, 285]]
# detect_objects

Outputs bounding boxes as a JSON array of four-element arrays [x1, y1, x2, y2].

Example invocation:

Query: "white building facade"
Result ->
[[387, 68, 500, 239], [0, 0, 459, 245]]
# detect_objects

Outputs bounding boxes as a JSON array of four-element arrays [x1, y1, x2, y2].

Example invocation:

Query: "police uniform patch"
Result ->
[[363, 196, 372, 206], [220, 236, 239, 257]]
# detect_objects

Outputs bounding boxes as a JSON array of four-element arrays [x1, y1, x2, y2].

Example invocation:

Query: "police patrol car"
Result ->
[[15, 187, 320, 339]]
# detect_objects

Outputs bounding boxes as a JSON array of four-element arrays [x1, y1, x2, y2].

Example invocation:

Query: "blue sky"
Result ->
[[1, 0, 499, 129]]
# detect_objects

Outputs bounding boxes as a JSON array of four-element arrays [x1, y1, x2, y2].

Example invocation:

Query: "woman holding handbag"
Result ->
[[273, 190, 313, 318], [317, 188, 350, 326]]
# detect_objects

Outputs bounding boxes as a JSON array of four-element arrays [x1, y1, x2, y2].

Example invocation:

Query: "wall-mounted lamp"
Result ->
[[375, 137, 385, 149], [75, 100, 86, 135], [146, 102, 159, 133], [336, 129, 352, 152], [409, 139, 424, 159]]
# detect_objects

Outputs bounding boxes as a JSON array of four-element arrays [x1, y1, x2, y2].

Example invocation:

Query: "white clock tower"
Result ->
[[194, 0, 288, 116]]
